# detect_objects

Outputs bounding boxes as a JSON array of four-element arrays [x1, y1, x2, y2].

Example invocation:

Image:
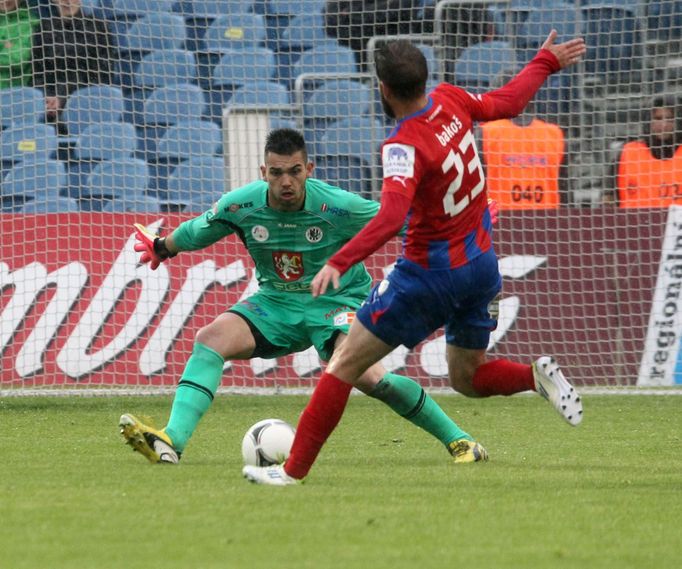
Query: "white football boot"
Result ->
[[243, 464, 299, 486], [532, 356, 583, 426]]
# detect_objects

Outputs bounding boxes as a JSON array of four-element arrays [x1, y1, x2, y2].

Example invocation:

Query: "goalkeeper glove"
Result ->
[[133, 223, 177, 270]]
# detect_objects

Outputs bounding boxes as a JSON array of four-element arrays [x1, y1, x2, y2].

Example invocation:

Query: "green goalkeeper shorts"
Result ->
[[228, 288, 367, 362]]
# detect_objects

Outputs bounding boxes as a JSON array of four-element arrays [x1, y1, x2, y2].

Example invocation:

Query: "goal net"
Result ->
[[2, 0, 682, 393]]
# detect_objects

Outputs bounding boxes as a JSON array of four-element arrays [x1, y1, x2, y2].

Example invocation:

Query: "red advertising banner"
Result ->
[[0, 209, 667, 389]]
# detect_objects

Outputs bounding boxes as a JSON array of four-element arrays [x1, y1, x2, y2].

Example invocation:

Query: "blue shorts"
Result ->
[[356, 248, 502, 350]]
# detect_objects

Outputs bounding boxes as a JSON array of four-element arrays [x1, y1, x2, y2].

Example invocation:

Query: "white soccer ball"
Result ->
[[241, 418, 296, 467]]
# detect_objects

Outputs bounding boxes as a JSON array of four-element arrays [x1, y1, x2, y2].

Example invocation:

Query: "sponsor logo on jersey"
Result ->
[[435, 114, 464, 147], [272, 251, 304, 281], [251, 225, 269, 242], [206, 202, 218, 220], [383, 144, 415, 178], [278, 223, 298, 228], [333, 312, 356, 326], [305, 227, 323, 243], [320, 204, 350, 217], [226, 201, 253, 213], [325, 305, 350, 319]]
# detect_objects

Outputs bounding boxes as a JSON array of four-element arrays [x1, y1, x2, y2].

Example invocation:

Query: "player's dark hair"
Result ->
[[374, 40, 428, 101], [264, 128, 308, 161]]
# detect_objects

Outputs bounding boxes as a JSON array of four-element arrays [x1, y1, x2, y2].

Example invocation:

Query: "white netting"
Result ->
[[1, 0, 682, 391]]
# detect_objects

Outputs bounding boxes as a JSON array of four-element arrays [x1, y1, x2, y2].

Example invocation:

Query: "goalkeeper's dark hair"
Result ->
[[264, 128, 308, 161], [374, 40, 428, 102]]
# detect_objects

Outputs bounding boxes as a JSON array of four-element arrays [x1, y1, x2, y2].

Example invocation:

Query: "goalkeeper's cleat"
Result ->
[[242, 464, 300, 486], [448, 439, 488, 463], [119, 414, 179, 464], [532, 356, 583, 426]]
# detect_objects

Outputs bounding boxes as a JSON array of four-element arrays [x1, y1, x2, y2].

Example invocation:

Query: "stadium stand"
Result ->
[[201, 13, 267, 52], [110, 0, 178, 17], [1, 87, 46, 128], [315, 116, 383, 198], [160, 156, 227, 212], [63, 85, 126, 137], [0, 124, 59, 168], [452, 40, 518, 92], [80, 157, 150, 210], [1, 159, 67, 211], [155, 119, 221, 162], [117, 12, 187, 53], [133, 49, 198, 89]]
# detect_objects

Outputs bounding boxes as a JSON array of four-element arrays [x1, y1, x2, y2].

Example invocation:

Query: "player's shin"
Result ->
[[283, 372, 352, 480], [369, 373, 472, 445], [470, 359, 534, 396], [164, 342, 225, 452]]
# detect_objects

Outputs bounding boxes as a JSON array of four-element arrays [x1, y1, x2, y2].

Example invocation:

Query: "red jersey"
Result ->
[[328, 49, 561, 273]]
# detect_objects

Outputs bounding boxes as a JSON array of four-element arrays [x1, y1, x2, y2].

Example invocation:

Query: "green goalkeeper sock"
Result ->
[[165, 342, 225, 452], [368, 373, 472, 445]]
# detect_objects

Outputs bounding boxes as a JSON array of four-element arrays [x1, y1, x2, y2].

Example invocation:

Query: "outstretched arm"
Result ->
[[475, 30, 586, 121]]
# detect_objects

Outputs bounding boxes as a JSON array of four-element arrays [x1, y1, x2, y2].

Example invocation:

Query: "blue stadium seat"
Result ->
[[184, 0, 254, 18], [141, 83, 206, 125], [155, 119, 221, 161], [303, 80, 372, 128], [315, 117, 382, 198], [80, 158, 150, 210], [278, 13, 329, 52], [582, 4, 645, 87], [103, 194, 161, 212], [75, 121, 138, 161], [1, 160, 67, 211], [229, 81, 289, 106], [119, 12, 187, 53], [302, 79, 372, 156], [276, 14, 333, 83], [162, 156, 226, 212], [207, 48, 276, 119], [1, 87, 45, 128], [111, 0, 178, 17], [647, 0, 682, 42], [202, 14, 267, 52], [211, 48, 276, 88], [263, 0, 326, 49], [0, 124, 58, 167], [291, 43, 358, 82], [63, 85, 126, 137], [264, 0, 325, 17], [515, 3, 581, 54], [20, 196, 80, 213], [133, 49, 197, 89], [453, 40, 518, 92]]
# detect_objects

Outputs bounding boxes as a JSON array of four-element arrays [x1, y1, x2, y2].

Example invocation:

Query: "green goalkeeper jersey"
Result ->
[[172, 178, 380, 295]]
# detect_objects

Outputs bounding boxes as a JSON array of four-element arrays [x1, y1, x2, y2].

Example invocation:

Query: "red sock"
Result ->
[[471, 359, 535, 396], [284, 372, 352, 480]]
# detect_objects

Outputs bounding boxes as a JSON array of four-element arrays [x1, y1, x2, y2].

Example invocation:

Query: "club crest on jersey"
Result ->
[[251, 225, 269, 242], [305, 226, 323, 243], [273, 251, 303, 281], [333, 312, 356, 326], [382, 144, 415, 178]]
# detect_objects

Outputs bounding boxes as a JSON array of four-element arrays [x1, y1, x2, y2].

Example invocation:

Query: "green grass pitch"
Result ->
[[2, 394, 681, 569]]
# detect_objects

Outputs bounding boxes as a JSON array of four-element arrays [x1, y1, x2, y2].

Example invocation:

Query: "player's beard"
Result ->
[[380, 92, 396, 119]]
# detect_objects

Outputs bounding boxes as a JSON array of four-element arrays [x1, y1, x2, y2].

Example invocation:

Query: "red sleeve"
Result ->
[[327, 191, 411, 275], [466, 50, 561, 122]]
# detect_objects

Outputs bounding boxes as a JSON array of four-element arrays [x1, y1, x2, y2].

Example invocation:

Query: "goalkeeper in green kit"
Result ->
[[119, 128, 488, 471]]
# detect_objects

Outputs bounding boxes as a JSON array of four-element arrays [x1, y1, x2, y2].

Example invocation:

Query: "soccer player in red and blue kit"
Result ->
[[244, 30, 587, 485]]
